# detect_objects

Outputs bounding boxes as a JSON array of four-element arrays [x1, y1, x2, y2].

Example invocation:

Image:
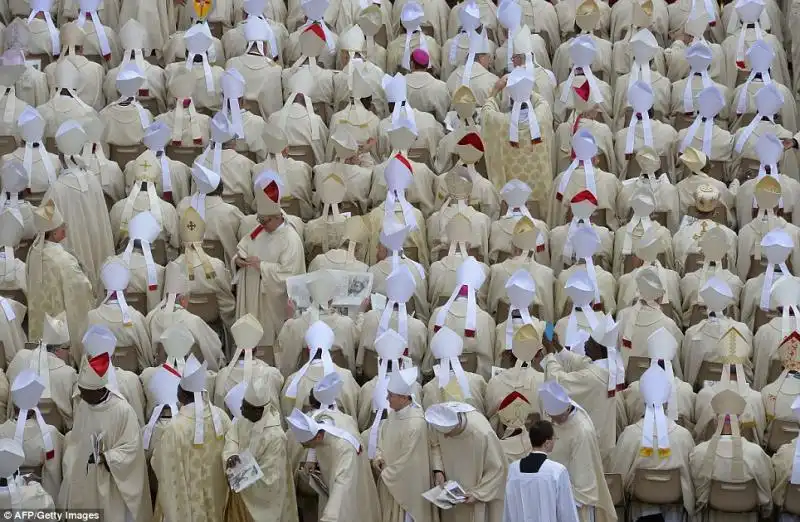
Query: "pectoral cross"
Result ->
[[692, 220, 709, 241]]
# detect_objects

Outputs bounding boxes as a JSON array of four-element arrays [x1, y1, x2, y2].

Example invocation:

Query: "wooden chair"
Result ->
[[339, 200, 361, 216], [765, 419, 800, 453], [362, 349, 379, 381], [0, 135, 17, 156], [140, 98, 160, 116], [0, 288, 26, 308], [604, 473, 625, 519], [286, 145, 315, 167], [202, 239, 225, 262], [38, 398, 64, 432], [207, 21, 224, 38], [112, 345, 139, 373], [695, 361, 723, 390], [150, 239, 167, 266], [281, 197, 302, 217], [241, 98, 260, 115], [632, 468, 684, 510], [126, 292, 147, 316], [221, 193, 248, 214], [458, 352, 478, 373], [706, 480, 759, 519], [330, 346, 349, 370], [165, 145, 203, 167], [407, 147, 432, 169], [15, 239, 32, 263], [27, 192, 45, 207], [312, 102, 329, 124], [254, 345, 276, 366], [783, 481, 800, 515], [187, 293, 220, 323], [767, 358, 785, 384], [753, 306, 779, 332], [374, 24, 388, 48], [673, 112, 695, 133], [625, 356, 651, 385], [110, 144, 146, 169], [499, 349, 517, 369], [403, 245, 420, 263], [25, 54, 51, 70]]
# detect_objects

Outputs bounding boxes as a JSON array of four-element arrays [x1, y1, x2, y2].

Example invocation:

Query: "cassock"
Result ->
[[213, 360, 283, 413], [42, 59, 105, 112], [489, 214, 550, 266], [547, 405, 617, 522], [26, 241, 93, 364], [721, 31, 788, 89], [222, 411, 298, 522], [428, 409, 507, 522], [163, 31, 225, 67], [370, 159, 436, 219], [670, 75, 732, 124], [761, 371, 800, 426], [481, 95, 553, 203], [59, 395, 151, 522], [547, 166, 621, 230], [124, 151, 191, 205], [612, 72, 671, 130], [672, 222, 738, 275], [543, 351, 616, 467], [503, 454, 580, 522], [732, 121, 797, 182], [689, 430, 773, 521], [433, 168, 501, 221], [369, 256, 431, 324], [736, 176, 800, 229], [391, 0, 448, 45], [3, 147, 56, 197], [151, 404, 232, 522], [145, 303, 226, 371], [740, 273, 800, 334], [168, 254, 236, 326], [176, 197, 244, 267], [87, 301, 155, 371], [611, 419, 696, 520], [485, 366, 544, 433], [43, 170, 114, 292], [375, 403, 435, 522], [731, 80, 796, 135], [616, 303, 684, 374], [386, 33, 442, 77], [621, 378, 696, 431], [487, 257, 556, 325], [225, 53, 284, 115], [406, 71, 451, 122], [617, 265, 683, 325], [678, 269, 742, 328], [312, 162, 372, 215], [154, 108, 211, 148]]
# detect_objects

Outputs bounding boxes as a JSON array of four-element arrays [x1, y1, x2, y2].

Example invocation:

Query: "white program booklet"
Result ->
[[226, 450, 264, 493], [422, 481, 467, 509]]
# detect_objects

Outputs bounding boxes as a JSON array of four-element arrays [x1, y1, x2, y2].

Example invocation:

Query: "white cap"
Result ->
[[286, 408, 321, 442], [539, 380, 571, 416], [179, 354, 207, 392], [505, 269, 536, 309], [160, 324, 195, 359], [379, 218, 409, 251], [387, 366, 417, 396], [761, 229, 793, 264], [101, 259, 130, 292], [192, 163, 221, 194], [647, 327, 677, 361], [312, 372, 342, 408], [431, 325, 463, 359], [42, 313, 69, 346], [0, 439, 24, 478], [569, 35, 596, 67], [222, 68, 245, 99], [571, 225, 600, 260], [147, 366, 180, 408], [82, 324, 117, 357], [210, 112, 234, 143], [506, 67, 534, 101], [699, 276, 734, 312], [0, 158, 27, 193]]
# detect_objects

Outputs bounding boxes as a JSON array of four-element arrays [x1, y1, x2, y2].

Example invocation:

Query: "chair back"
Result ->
[[207, 21, 224, 38], [708, 480, 759, 513], [221, 193, 248, 213], [0, 135, 17, 156], [27, 192, 45, 207], [330, 346, 349, 370], [110, 144, 146, 168], [499, 349, 517, 369], [25, 54, 51, 69], [241, 98, 260, 115], [767, 359, 785, 384], [695, 361, 723, 390], [254, 345, 275, 366], [707, 161, 727, 182], [312, 102, 329, 124], [784, 481, 800, 515], [165, 145, 203, 166], [112, 345, 139, 373], [673, 112, 695, 133], [753, 306, 778, 332], [286, 145, 315, 166], [459, 352, 478, 373], [38, 398, 64, 432], [187, 293, 220, 323], [375, 24, 388, 47], [16, 239, 32, 263], [407, 147, 431, 169], [0, 289, 26, 308], [126, 292, 148, 315], [632, 468, 683, 505], [140, 98, 160, 116], [403, 245, 420, 263], [604, 473, 625, 507], [202, 239, 225, 262], [281, 197, 302, 217], [766, 419, 800, 453], [151, 239, 167, 265], [339, 201, 361, 216], [362, 349, 379, 381], [625, 356, 651, 385]]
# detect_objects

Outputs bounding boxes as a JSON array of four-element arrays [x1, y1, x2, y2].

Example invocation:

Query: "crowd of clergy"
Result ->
[[1, 0, 800, 520]]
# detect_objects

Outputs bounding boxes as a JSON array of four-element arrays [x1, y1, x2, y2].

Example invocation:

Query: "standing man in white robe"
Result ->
[[234, 171, 305, 350], [503, 419, 580, 522]]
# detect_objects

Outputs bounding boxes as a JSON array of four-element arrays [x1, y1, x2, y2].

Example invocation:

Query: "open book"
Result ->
[[422, 481, 467, 509], [226, 450, 264, 493]]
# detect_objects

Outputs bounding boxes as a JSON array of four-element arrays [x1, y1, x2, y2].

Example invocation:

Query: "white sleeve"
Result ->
[[557, 467, 581, 522]]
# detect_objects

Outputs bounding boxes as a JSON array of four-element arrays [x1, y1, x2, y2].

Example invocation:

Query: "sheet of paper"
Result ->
[[225, 450, 264, 493]]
